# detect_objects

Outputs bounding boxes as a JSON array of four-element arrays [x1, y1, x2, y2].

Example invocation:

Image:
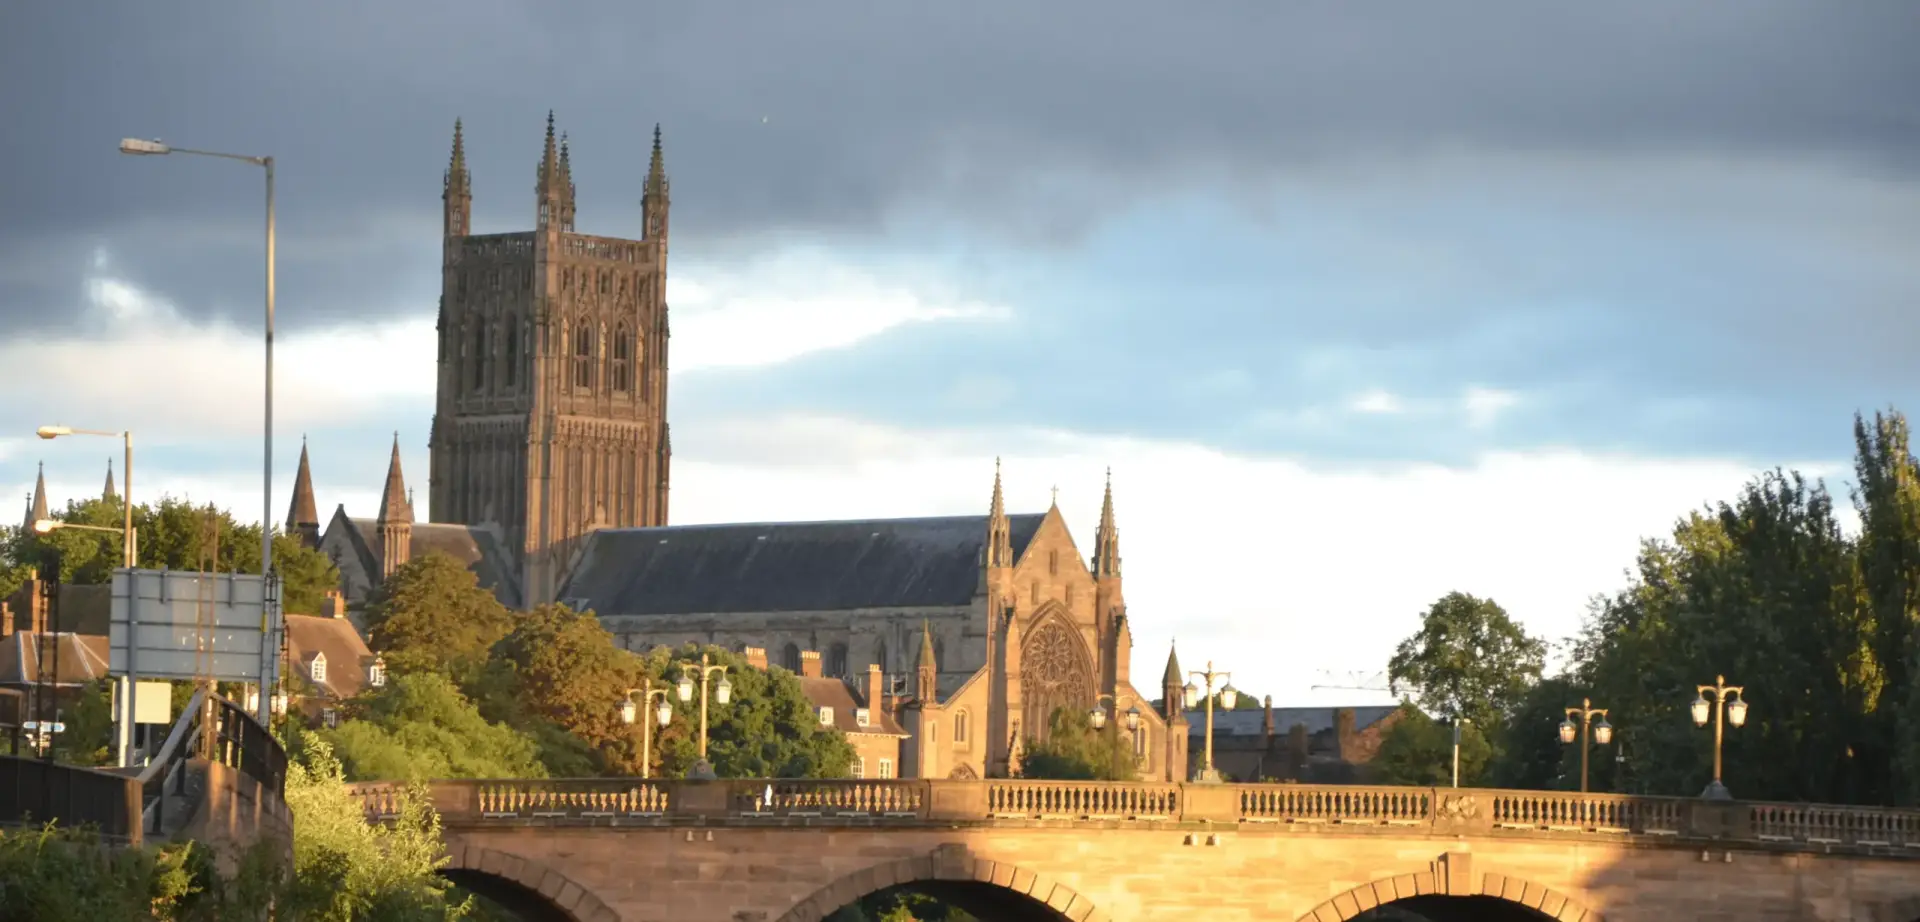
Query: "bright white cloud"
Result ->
[[668, 252, 1012, 372], [1462, 386, 1521, 429], [666, 414, 1821, 707], [1348, 389, 1405, 414]]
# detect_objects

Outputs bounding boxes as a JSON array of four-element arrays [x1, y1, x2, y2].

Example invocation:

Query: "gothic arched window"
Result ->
[[827, 643, 848, 678], [470, 324, 487, 393], [1021, 617, 1093, 744], [782, 643, 802, 673], [875, 640, 889, 678], [503, 313, 519, 388], [611, 325, 632, 393], [953, 709, 970, 745], [572, 325, 594, 390]]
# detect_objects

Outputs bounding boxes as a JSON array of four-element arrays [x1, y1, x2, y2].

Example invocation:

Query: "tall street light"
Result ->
[[1088, 693, 1143, 778], [1558, 698, 1613, 793], [619, 677, 674, 780], [1691, 675, 1748, 800], [1181, 661, 1236, 784], [36, 426, 132, 567], [676, 654, 732, 779], [118, 137, 277, 723]]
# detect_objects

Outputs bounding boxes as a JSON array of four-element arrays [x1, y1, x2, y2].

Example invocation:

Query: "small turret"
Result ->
[[558, 131, 577, 231], [915, 620, 939, 702], [102, 459, 118, 503], [24, 462, 48, 531], [1092, 467, 1120, 579], [536, 111, 565, 230], [375, 434, 413, 579], [287, 437, 321, 548], [986, 458, 1012, 568]]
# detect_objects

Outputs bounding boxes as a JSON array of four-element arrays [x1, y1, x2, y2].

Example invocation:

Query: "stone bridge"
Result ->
[[348, 778, 1920, 922]]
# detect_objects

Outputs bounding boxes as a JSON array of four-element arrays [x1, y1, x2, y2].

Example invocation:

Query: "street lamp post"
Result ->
[[1691, 675, 1748, 800], [676, 654, 732, 779], [36, 427, 132, 567], [619, 677, 674, 779], [1181, 661, 1237, 784], [119, 137, 277, 725], [1088, 693, 1143, 778], [1557, 698, 1613, 793], [1450, 718, 1470, 788]]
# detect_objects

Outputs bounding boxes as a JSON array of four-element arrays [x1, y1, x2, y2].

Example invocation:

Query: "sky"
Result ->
[[3, 2, 1918, 706]]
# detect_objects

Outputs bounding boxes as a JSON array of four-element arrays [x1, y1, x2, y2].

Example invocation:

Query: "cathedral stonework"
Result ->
[[428, 114, 672, 606]]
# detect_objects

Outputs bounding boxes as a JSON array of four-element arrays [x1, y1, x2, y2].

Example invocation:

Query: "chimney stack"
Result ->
[[865, 663, 884, 709], [800, 650, 823, 678], [743, 647, 769, 671], [322, 589, 347, 619]]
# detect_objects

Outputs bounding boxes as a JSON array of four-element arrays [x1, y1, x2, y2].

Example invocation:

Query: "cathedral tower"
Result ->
[[428, 113, 673, 605]]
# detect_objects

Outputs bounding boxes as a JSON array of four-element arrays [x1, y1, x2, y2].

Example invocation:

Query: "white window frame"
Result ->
[[368, 660, 386, 688], [855, 708, 870, 727], [878, 758, 894, 779], [852, 758, 865, 779], [818, 706, 833, 726], [310, 652, 327, 684]]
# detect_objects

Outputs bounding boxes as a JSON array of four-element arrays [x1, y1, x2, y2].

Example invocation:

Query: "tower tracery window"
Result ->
[[572, 325, 594, 390], [504, 313, 519, 388], [470, 324, 487, 393], [1021, 618, 1092, 744], [611, 325, 633, 393]]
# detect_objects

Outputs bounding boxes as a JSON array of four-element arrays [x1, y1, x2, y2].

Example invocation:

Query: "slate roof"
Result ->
[[0, 632, 111, 687], [337, 515, 523, 610], [558, 514, 1046, 616], [284, 614, 375, 700], [796, 676, 908, 737], [1183, 706, 1401, 738]]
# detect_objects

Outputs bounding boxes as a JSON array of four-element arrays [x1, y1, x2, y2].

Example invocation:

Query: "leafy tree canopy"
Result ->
[[1016, 706, 1138, 781], [640, 643, 858, 779], [320, 672, 547, 782], [1388, 591, 1546, 731], [1370, 705, 1493, 787], [363, 553, 512, 687]]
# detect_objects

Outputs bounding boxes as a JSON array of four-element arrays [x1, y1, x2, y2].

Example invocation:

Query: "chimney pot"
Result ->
[[800, 650, 822, 678], [744, 646, 768, 671]]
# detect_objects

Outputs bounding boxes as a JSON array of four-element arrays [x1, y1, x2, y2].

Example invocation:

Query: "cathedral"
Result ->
[[293, 114, 1188, 780]]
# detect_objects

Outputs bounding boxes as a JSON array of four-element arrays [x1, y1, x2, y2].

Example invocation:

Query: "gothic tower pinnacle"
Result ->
[[102, 458, 118, 503], [24, 462, 47, 531], [536, 111, 564, 229], [558, 131, 577, 231], [916, 620, 939, 702], [643, 124, 670, 242], [1093, 467, 1121, 578], [443, 118, 471, 240], [986, 457, 1012, 569]]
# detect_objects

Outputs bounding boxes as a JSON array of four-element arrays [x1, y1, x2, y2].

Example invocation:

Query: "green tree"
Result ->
[[642, 644, 858, 779], [1016, 706, 1138, 781], [320, 673, 547, 782], [364, 553, 512, 687], [1387, 591, 1547, 731], [275, 532, 344, 616], [281, 734, 470, 921], [50, 679, 115, 767], [481, 603, 646, 772], [1852, 410, 1920, 804], [1488, 675, 1581, 790], [1370, 705, 1492, 787]]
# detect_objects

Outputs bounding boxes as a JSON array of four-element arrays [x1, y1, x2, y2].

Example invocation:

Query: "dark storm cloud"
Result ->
[[2, 0, 1916, 331]]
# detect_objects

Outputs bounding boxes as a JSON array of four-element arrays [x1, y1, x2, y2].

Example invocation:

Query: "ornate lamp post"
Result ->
[[1088, 693, 1143, 777], [1181, 661, 1236, 784], [677, 654, 732, 779], [1557, 698, 1613, 793], [1691, 675, 1748, 800], [619, 677, 674, 779]]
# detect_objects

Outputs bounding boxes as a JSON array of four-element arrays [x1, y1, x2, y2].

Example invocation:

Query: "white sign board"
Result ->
[[114, 680, 174, 725], [109, 569, 270, 683]]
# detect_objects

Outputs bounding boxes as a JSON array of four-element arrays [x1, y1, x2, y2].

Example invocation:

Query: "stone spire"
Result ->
[[643, 123, 670, 241], [1161, 642, 1184, 719], [377, 434, 411, 525], [443, 118, 471, 239], [102, 459, 118, 502], [1092, 466, 1121, 578], [375, 434, 413, 580], [24, 462, 47, 531], [287, 437, 320, 547], [986, 457, 1012, 568], [915, 620, 939, 702]]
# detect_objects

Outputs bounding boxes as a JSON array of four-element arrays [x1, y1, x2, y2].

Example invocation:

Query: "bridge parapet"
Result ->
[[344, 776, 1920, 857]]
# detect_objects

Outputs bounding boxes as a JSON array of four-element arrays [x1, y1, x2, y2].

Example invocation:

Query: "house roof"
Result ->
[[332, 510, 522, 609], [0, 632, 110, 687], [557, 513, 1046, 616], [284, 614, 375, 700], [1183, 705, 1401, 738], [796, 676, 908, 737]]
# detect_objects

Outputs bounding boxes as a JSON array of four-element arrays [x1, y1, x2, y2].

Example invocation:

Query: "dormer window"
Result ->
[[855, 708, 870, 727], [818, 707, 833, 726], [368, 657, 387, 688], [309, 652, 328, 684]]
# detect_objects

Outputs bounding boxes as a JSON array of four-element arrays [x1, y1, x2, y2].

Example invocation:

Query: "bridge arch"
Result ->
[[1299, 864, 1601, 922], [775, 847, 1102, 922], [440, 842, 617, 922]]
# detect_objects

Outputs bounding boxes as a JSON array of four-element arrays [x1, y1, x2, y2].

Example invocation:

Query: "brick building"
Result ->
[[1183, 700, 1406, 783]]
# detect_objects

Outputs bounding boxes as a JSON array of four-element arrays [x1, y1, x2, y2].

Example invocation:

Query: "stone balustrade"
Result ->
[[341, 778, 1920, 856]]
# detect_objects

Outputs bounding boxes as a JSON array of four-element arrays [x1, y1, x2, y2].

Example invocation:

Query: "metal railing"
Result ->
[[0, 688, 287, 848], [342, 776, 1920, 855]]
